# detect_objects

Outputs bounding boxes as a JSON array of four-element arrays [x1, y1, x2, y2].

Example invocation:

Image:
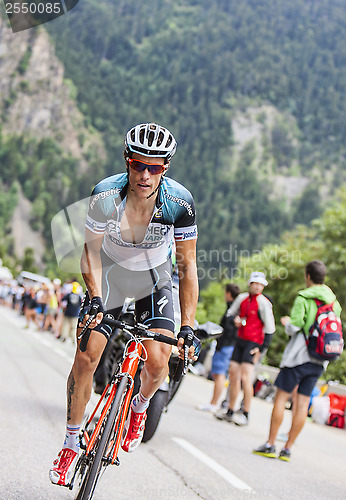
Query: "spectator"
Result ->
[[60, 282, 82, 343], [216, 271, 275, 426], [43, 283, 60, 335], [253, 260, 341, 461], [23, 288, 38, 328], [35, 284, 49, 328], [197, 283, 240, 413]]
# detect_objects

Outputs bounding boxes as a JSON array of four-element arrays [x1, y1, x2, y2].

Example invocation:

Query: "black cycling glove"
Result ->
[[89, 296, 105, 316], [178, 325, 201, 358]]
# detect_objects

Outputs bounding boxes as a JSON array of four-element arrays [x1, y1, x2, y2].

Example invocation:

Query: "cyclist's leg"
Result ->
[[122, 273, 174, 452], [50, 254, 125, 486], [135, 275, 175, 400], [67, 327, 109, 425]]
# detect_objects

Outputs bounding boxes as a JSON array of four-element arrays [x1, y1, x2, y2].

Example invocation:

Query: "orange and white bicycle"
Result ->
[[70, 316, 191, 500]]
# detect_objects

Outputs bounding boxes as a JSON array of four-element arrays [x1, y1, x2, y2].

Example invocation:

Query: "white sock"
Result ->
[[131, 392, 150, 413], [63, 424, 81, 453]]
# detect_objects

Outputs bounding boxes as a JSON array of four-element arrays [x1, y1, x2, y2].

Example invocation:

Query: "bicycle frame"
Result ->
[[83, 337, 143, 465], [72, 318, 186, 499]]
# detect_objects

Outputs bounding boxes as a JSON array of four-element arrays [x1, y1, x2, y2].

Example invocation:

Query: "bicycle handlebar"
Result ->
[[78, 314, 192, 381], [103, 316, 192, 380], [102, 316, 178, 346]]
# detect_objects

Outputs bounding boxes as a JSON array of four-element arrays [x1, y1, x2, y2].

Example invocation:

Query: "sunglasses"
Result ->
[[128, 158, 167, 175]]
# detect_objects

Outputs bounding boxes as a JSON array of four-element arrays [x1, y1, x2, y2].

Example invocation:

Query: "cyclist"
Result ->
[[50, 123, 199, 487]]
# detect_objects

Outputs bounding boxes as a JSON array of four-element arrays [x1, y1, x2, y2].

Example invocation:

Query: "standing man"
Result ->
[[216, 271, 275, 426], [197, 283, 240, 413], [60, 281, 82, 343], [50, 123, 199, 487], [254, 260, 341, 461]]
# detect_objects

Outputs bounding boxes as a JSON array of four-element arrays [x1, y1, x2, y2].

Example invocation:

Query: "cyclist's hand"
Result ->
[[80, 296, 105, 330], [177, 325, 201, 361]]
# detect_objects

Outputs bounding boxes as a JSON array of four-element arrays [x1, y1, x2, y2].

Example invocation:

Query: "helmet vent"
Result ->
[[158, 131, 164, 146], [148, 130, 155, 147], [139, 128, 145, 144]]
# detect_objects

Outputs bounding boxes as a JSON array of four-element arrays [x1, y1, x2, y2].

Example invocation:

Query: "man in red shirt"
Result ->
[[216, 272, 275, 426]]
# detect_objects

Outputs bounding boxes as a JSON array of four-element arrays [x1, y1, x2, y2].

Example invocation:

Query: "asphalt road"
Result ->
[[1, 305, 345, 500]]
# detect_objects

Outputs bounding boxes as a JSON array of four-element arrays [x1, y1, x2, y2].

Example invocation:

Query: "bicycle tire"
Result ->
[[74, 376, 129, 500], [142, 389, 168, 443], [167, 378, 183, 405]]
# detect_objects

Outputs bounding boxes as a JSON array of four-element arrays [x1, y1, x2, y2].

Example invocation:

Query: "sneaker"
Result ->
[[232, 412, 249, 426], [121, 408, 147, 453], [278, 448, 291, 462], [253, 443, 276, 458], [214, 410, 234, 422], [49, 448, 79, 486], [196, 403, 218, 413]]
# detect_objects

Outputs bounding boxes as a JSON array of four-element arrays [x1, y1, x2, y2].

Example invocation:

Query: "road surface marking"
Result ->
[[172, 437, 254, 493]]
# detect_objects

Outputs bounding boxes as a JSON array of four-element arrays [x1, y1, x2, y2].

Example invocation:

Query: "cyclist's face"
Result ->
[[128, 153, 165, 199]]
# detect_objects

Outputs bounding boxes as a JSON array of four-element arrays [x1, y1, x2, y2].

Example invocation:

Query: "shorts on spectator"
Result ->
[[212, 346, 234, 375], [274, 362, 324, 397], [231, 338, 261, 365]]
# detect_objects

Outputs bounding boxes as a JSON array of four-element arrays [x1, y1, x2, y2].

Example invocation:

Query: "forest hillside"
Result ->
[[1, 0, 346, 280]]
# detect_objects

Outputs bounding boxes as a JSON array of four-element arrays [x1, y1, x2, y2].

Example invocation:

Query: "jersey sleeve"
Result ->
[[85, 187, 108, 236], [258, 295, 276, 334], [172, 191, 198, 242]]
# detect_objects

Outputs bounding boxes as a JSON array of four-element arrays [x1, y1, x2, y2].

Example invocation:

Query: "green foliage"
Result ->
[[21, 247, 38, 273], [196, 281, 225, 324], [317, 187, 346, 324], [41, 0, 346, 283], [17, 47, 32, 75], [325, 352, 346, 385], [0, 130, 107, 274]]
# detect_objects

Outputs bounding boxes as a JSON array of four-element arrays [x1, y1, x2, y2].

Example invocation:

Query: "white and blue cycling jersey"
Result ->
[[85, 173, 197, 271]]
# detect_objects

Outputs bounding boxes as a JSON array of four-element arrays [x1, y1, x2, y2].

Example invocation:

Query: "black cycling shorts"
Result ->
[[231, 338, 261, 365], [80, 250, 175, 338]]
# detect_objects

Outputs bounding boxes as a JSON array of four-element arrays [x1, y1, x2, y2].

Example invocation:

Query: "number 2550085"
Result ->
[[5, 2, 63, 15]]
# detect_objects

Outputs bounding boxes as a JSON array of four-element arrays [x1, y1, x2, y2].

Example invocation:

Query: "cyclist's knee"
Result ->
[[74, 344, 104, 375], [143, 356, 169, 382]]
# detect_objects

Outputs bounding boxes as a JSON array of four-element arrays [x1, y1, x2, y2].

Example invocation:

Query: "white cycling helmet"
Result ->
[[124, 123, 177, 164]]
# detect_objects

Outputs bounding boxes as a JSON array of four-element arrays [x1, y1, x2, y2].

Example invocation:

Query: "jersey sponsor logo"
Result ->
[[146, 224, 170, 237], [164, 193, 194, 217], [140, 311, 150, 322], [157, 295, 169, 314], [175, 226, 198, 241], [107, 234, 165, 249], [153, 209, 163, 219], [89, 188, 121, 210]]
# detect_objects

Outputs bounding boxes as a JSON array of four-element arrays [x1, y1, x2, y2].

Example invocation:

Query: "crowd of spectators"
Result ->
[[0, 276, 83, 344]]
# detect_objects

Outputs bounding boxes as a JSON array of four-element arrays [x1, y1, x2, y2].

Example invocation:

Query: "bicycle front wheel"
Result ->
[[74, 376, 128, 500]]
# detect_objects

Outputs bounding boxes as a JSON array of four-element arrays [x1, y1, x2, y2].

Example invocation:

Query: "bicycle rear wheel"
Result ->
[[74, 376, 128, 500]]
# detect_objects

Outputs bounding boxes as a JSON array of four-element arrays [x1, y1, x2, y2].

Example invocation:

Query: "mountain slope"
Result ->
[[2, 0, 346, 278]]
